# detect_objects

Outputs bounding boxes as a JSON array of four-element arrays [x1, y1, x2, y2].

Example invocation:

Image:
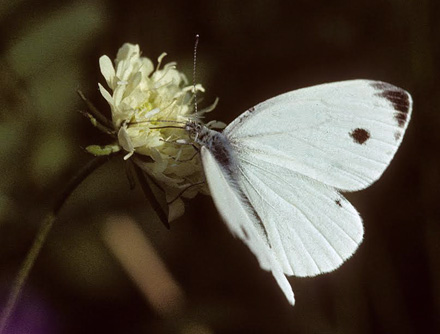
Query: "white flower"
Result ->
[[98, 43, 219, 221]]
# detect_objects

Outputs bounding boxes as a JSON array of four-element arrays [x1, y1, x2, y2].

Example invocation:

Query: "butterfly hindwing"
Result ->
[[236, 155, 363, 277], [201, 146, 296, 305]]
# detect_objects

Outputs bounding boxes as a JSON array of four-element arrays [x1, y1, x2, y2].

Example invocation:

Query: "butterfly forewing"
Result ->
[[224, 80, 412, 191]]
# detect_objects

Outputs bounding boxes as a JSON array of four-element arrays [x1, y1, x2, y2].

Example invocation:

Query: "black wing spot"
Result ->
[[349, 128, 370, 145], [248, 106, 256, 112], [394, 131, 401, 141], [335, 199, 342, 207], [371, 82, 410, 128]]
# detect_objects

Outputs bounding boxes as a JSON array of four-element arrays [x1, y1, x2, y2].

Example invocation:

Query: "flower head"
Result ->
[[98, 43, 220, 221]]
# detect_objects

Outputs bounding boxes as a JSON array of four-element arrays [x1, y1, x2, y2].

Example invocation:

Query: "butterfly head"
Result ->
[[184, 120, 217, 146], [185, 120, 203, 140]]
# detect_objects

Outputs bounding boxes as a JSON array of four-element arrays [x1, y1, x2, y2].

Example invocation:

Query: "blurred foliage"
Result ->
[[0, 0, 439, 333]]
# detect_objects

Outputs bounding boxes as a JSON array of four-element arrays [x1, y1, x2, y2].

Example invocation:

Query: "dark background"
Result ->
[[0, 0, 439, 333]]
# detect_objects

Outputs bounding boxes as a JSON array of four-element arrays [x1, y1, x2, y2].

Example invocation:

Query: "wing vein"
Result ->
[[237, 137, 373, 186], [239, 161, 345, 264], [240, 157, 359, 246], [237, 165, 321, 274]]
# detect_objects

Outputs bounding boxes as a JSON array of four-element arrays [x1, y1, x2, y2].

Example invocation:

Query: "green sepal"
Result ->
[[86, 144, 121, 156]]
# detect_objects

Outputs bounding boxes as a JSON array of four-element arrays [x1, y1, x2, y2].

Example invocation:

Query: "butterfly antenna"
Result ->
[[193, 34, 200, 115], [129, 119, 186, 126]]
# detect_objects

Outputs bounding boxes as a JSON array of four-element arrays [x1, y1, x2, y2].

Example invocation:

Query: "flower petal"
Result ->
[[139, 57, 154, 78], [98, 83, 114, 105], [118, 125, 134, 153], [116, 43, 139, 64], [99, 55, 116, 89]]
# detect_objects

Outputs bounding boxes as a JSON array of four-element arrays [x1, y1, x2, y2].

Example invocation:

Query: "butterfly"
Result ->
[[184, 79, 412, 305]]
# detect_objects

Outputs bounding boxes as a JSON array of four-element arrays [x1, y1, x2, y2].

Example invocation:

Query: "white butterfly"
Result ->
[[185, 79, 412, 305]]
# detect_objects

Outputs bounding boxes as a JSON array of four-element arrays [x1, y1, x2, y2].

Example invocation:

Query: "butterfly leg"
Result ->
[[167, 181, 205, 205], [159, 138, 201, 162], [174, 147, 200, 162]]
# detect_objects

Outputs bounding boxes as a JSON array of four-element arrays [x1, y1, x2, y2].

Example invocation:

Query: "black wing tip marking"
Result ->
[[349, 128, 370, 145], [335, 199, 342, 207], [370, 81, 411, 128]]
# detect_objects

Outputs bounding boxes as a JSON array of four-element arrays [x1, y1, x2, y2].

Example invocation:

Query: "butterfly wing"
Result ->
[[202, 79, 412, 302], [236, 156, 363, 277], [201, 146, 295, 305], [224, 80, 412, 191]]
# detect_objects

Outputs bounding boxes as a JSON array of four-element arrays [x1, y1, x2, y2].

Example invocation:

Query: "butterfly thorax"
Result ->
[[185, 121, 238, 175]]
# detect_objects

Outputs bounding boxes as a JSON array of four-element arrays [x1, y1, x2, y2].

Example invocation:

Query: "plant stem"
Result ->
[[77, 90, 114, 130], [0, 155, 109, 333]]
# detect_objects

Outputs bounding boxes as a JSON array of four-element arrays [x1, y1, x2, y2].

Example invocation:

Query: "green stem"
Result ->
[[77, 90, 114, 130], [0, 155, 109, 333], [79, 110, 116, 137]]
